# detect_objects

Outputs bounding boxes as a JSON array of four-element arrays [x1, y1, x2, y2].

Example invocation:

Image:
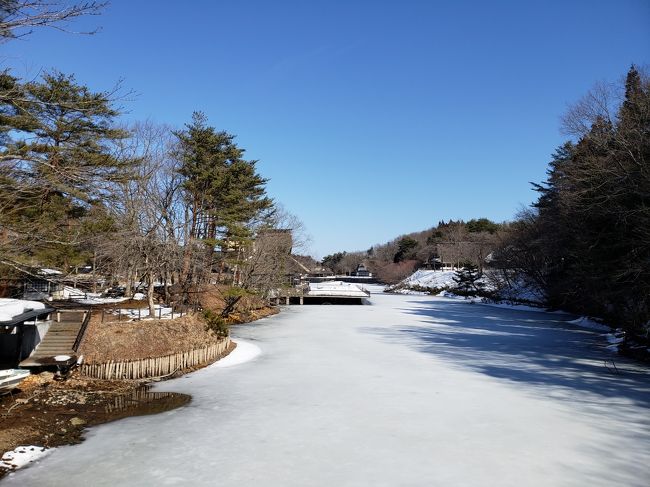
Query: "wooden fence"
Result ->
[[78, 337, 231, 380]]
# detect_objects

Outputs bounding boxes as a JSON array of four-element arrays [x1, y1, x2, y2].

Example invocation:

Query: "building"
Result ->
[[0, 299, 54, 367], [352, 263, 372, 277]]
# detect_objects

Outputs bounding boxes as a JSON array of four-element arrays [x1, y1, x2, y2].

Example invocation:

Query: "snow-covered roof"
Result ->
[[39, 268, 63, 275], [308, 281, 370, 298], [0, 298, 47, 323]]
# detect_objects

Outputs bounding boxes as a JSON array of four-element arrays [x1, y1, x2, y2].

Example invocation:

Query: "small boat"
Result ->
[[0, 369, 30, 394]]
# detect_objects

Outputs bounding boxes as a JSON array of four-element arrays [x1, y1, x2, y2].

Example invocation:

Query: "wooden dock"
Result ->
[[270, 282, 371, 305]]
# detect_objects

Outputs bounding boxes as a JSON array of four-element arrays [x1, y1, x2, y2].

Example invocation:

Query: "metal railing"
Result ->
[[99, 303, 201, 323], [73, 310, 91, 351]]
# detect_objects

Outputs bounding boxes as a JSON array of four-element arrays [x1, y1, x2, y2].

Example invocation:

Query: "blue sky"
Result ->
[[5, 1, 649, 257]]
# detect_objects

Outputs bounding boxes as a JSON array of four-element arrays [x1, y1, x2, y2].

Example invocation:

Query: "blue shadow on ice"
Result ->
[[362, 298, 650, 411]]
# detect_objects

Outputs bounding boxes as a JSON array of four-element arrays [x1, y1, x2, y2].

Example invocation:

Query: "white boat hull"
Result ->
[[0, 369, 30, 392]]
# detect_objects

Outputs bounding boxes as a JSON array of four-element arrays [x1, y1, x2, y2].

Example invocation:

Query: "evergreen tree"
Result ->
[[498, 66, 650, 335], [173, 112, 273, 282], [466, 218, 500, 234], [394, 236, 418, 263], [322, 252, 346, 271], [0, 70, 129, 268], [453, 261, 485, 295]]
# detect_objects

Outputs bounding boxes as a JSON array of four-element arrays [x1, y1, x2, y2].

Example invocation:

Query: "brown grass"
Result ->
[[79, 314, 221, 363], [198, 284, 279, 324], [78, 284, 277, 363]]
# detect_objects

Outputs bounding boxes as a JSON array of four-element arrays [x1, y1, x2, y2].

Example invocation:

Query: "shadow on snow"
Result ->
[[361, 298, 650, 413]]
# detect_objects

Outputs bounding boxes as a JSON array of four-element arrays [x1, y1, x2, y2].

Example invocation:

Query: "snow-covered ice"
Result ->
[[6, 293, 650, 486], [441, 292, 552, 313], [568, 316, 612, 332], [213, 340, 261, 368]]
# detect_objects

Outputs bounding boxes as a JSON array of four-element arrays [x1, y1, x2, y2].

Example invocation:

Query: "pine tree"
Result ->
[[498, 66, 650, 335], [393, 236, 418, 263], [174, 112, 274, 283], [453, 261, 485, 295], [0, 70, 129, 268]]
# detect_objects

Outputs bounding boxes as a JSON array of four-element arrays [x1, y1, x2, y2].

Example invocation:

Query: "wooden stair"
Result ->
[[19, 310, 90, 368]]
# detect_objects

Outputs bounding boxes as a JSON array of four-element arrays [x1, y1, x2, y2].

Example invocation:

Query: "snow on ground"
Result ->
[[390, 269, 458, 292], [6, 293, 650, 487], [66, 289, 146, 305], [72, 295, 129, 305], [605, 332, 626, 353], [0, 446, 52, 473], [388, 269, 497, 296], [71, 290, 146, 305], [390, 269, 546, 306], [494, 276, 546, 303], [563, 318, 626, 354], [0, 299, 46, 322], [107, 305, 173, 321]]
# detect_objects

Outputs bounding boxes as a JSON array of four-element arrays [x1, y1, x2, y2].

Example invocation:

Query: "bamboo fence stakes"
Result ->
[[79, 338, 230, 380]]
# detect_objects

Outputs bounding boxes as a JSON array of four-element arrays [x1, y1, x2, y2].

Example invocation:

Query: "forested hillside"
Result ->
[[326, 66, 649, 339]]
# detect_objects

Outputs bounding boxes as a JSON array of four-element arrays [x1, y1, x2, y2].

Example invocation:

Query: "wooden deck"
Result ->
[[270, 283, 371, 305]]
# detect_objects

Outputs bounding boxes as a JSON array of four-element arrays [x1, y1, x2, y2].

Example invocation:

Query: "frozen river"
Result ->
[[6, 289, 650, 486]]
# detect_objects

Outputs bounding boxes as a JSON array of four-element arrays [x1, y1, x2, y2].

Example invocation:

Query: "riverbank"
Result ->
[[0, 301, 278, 479], [7, 293, 647, 487], [0, 373, 187, 474], [0, 339, 234, 479]]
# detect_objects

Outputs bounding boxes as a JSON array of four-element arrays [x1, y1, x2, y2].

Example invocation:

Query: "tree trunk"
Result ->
[[147, 271, 156, 319], [92, 250, 98, 293], [163, 268, 170, 303], [125, 263, 133, 297]]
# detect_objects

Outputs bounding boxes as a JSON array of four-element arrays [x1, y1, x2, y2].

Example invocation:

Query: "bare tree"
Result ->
[[99, 122, 184, 316], [236, 207, 310, 297], [561, 80, 621, 139], [0, 0, 105, 42], [373, 260, 418, 285]]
